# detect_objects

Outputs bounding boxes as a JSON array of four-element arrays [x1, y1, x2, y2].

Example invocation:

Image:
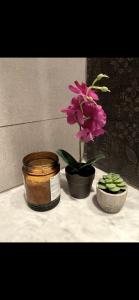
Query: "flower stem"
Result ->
[[79, 139, 82, 163], [92, 78, 98, 86], [79, 126, 82, 163]]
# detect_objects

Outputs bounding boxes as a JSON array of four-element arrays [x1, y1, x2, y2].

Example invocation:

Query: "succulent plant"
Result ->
[[98, 173, 127, 193]]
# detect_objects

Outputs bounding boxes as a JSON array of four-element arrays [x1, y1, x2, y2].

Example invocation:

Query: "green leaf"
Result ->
[[110, 186, 121, 192], [98, 184, 107, 190], [112, 175, 120, 181], [103, 175, 108, 179], [105, 179, 113, 183], [79, 153, 105, 170], [99, 178, 106, 184], [105, 174, 112, 179], [113, 178, 124, 184], [56, 149, 79, 170], [106, 183, 116, 189], [117, 182, 126, 187]]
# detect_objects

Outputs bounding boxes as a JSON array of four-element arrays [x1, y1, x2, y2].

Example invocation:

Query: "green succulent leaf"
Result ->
[[99, 178, 106, 184], [105, 179, 113, 183], [112, 175, 120, 180], [98, 184, 107, 190], [105, 174, 112, 179], [106, 183, 116, 189], [117, 182, 126, 187], [98, 172, 127, 194], [110, 187, 121, 192], [103, 175, 108, 179], [113, 178, 124, 184]]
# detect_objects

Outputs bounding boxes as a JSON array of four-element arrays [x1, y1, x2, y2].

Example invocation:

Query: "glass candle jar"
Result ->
[[22, 152, 61, 211]]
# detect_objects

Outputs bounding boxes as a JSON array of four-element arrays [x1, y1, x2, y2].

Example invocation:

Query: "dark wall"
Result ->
[[86, 58, 139, 189]]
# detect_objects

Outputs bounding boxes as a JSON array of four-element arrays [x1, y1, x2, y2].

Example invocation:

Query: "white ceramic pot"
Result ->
[[96, 187, 127, 213]]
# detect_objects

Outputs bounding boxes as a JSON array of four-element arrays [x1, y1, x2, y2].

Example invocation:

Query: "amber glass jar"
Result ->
[[22, 152, 61, 211]]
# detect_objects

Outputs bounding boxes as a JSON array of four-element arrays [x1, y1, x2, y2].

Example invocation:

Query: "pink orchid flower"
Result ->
[[83, 102, 107, 128], [61, 79, 107, 143], [76, 103, 106, 142], [69, 80, 99, 101], [76, 127, 105, 143], [61, 96, 85, 125], [61, 98, 106, 143], [76, 128, 94, 143]]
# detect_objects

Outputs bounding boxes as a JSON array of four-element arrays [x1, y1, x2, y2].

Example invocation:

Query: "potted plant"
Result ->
[[97, 173, 128, 213], [57, 73, 110, 199]]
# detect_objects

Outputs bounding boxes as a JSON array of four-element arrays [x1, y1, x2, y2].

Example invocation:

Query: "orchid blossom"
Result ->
[[61, 73, 110, 162], [69, 80, 99, 101]]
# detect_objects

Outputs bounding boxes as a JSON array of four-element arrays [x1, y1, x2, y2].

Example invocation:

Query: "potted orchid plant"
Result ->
[[57, 73, 110, 199]]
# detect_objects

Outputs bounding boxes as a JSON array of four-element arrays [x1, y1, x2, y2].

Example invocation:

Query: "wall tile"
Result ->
[[0, 58, 86, 126], [0, 119, 79, 192]]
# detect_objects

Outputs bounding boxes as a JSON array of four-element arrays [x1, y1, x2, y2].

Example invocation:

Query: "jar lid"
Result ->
[[22, 151, 59, 175]]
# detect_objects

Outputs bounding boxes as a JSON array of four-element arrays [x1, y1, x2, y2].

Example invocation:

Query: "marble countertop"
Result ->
[[0, 168, 139, 242]]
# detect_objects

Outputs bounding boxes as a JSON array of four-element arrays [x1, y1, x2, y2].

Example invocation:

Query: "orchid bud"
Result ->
[[96, 74, 109, 81], [92, 86, 111, 92], [92, 73, 109, 86], [100, 86, 111, 92]]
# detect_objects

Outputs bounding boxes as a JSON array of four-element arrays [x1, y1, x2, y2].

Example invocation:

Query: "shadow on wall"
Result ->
[[86, 57, 139, 189]]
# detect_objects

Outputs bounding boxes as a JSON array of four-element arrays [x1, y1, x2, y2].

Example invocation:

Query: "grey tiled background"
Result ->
[[0, 58, 86, 192]]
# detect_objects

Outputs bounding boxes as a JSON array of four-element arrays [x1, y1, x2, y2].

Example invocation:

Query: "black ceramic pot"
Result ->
[[65, 164, 95, 199]]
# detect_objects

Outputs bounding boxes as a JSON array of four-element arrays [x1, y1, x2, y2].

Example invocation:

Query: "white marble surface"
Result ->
[[0, 168, 139, 242]]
